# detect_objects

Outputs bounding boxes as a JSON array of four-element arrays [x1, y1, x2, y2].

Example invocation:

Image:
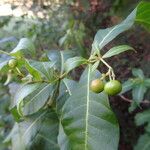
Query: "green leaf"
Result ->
[[128, 101, 138, 113], [6, 109, 60, 150], [59, 34, 68, 47], [13, 83, 56, 116], [136, 2, 150, 31], [10, 107, 22, 122], [64, 56, 88, 73], [6, 123, 26, 150], [0, 55, 10, 70], [29, 110, 60, 150], [47, 50, 75, 75], [10, 38, 35, 57], [57, 93, 69, 115], [61, 66, 119, 150], [145, 123, 150, 133], [144, 78, 150, 88], [102, 45, 134, 58], [58, 123, 71, 150], [132, 84, 147, 103], [10, 83, 41, 109], [57, 79, 77, 113], [132, 68, 145, 79], [134, 134, 150, 150], [120, 79, 134, 94], [25, 59, 42, 81], [62, 78, 77, 96], [135, 109, 150, 126], [80, 67, 102, 84], [91, 61, 100, 72], [134, 108, 150, 150], [26, 60, 57, 81], [23, 83, 55, 116], [92, 8, 137, 54]]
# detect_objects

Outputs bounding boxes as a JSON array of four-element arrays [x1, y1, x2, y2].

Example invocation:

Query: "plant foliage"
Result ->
[[0, 1, 149, 150]]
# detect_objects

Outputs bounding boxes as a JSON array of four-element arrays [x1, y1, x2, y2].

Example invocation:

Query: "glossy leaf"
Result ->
[[132, 68, 145, 79], [132, 84, 147, 103], [91, 61, 100, 72], [92, 8, 137, 54], [134, 108, 150, 150], [128, 101, 138, 113], [57, 93, 70, 115], [135, 109, 150, 126], [57, 78, 77, 113], [145, 124, 150, 134], [0, 55, 10, 70], [58, 123, 71, 150], [10, 83, 41, 109], [79, 67, 102, 83], [6, 109, 59, 150], [61, 66, 119, 150], [135, 2, 150, 31], [47, 50, 75, 75], [12, 83, 55, 116], [62, 78, 77, 96], [6, 123, 26, 150], [25, 59, 42, 81], [22, 83, 55, 116], [10, 38, 35, 57], [134, 134, 150, 150], [64, 56, 88, 73], [9, 83, 40, 119], [102, 45, 134, 58], [59, 34, 68, 47], [144, 78, 150, 88], [120, 79, 134, 94], [26, 60, 57, 81], [29, 110, 60, 150]]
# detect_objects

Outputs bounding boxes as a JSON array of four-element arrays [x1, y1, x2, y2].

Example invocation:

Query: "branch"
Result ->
[[119, 95, 150, 104]]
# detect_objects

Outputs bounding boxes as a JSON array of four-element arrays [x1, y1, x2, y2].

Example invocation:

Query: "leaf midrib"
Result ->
[[60, 51, 64, 75], [99, 25, 118, 48], [38, 133, 60, 148], [25, 83, 51, 107], [63, 80, 72, 96], [42, 62, 50, 79], [22, 111, 47, 138], [84, 66, 90, 150]]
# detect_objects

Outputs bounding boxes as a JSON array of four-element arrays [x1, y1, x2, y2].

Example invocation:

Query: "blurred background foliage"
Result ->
[[0, 0, 150, 150]]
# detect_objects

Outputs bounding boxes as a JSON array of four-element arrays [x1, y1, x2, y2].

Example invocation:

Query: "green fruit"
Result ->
[[104, 80, 122, 96], [8, 59, 17, 68], [90, 79, 104, 93]]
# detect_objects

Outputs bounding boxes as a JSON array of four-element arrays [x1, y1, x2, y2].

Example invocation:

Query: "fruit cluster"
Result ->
[[90, 78, 122, 96]]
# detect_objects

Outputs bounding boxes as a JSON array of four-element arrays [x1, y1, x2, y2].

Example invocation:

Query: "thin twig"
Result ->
[[119, 95, 150, 104], [119, 95, 132, 103]]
